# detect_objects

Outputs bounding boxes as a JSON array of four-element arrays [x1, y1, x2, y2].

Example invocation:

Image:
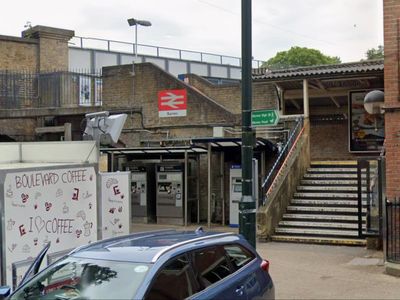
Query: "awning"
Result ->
[[100, 146, 208, 155]]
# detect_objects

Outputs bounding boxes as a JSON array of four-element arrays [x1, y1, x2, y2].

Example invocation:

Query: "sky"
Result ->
[[1, 0, 383, 63]]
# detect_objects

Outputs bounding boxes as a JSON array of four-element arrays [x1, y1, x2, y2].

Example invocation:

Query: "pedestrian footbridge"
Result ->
[[68, 36, 265, 79]]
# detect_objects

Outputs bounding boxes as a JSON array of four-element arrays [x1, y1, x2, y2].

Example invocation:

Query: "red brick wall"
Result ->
[[384, 0, 400, 199]]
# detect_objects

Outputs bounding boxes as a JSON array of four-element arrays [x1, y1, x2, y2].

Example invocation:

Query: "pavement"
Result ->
[[131, 223, 400, 299]]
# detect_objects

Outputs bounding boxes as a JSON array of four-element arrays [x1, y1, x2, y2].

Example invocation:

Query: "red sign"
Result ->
[[158, 89, 187, 117]]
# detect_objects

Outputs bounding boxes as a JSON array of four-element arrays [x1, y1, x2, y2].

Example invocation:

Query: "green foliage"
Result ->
[[365, 45, 384, 60], [262, 46, 341, 70]]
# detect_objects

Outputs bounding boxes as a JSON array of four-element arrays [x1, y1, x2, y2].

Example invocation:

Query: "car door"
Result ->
[[144, 253, 200, 300], [189, 245, 247, 300]]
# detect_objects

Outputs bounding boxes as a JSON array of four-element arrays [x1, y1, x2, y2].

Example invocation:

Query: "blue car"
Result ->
[[2, 228, 274, 299]]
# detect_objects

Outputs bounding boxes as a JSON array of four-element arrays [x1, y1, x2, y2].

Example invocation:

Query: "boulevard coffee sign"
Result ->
[[3, 167, 97, 286]]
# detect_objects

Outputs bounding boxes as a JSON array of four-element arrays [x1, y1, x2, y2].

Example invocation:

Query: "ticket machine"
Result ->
[[156, 164, 184, 225], [127, 165, 155, 223], [229, 165, 242, 227], [229, 160, 258, 227]]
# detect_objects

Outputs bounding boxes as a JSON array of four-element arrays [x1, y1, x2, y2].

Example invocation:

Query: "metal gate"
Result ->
[[386, 198, 400, 262], [357, 158, 385, 238]]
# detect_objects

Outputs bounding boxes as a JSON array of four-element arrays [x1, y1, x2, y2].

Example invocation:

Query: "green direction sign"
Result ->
[[251, 109, 279, 127]]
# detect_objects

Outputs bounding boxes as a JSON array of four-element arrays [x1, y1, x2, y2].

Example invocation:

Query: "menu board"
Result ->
[[3, 166, 97, 286], [349, 90, 384, 152], [100, 172, 131, 239]]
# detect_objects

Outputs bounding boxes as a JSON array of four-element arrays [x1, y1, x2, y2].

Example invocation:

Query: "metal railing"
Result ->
[[70, 36, 265, 68], [260, 116, 304, 206], [356, 158, 384, 238], [0, 70, 102, 109], [386, 198, 400, 263]]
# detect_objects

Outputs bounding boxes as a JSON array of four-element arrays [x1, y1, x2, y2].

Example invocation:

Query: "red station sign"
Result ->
[[158, 89, 187, 117]]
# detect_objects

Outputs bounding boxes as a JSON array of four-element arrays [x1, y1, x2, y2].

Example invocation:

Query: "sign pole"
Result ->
[[240, 0, 256, 249]]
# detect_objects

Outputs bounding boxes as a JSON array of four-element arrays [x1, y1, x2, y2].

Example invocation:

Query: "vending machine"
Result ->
[[156, 164, 184, 225], [127, 165, 155, 223], [229, 165, 242, 227]]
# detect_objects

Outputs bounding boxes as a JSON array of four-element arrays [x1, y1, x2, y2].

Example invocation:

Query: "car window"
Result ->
[[10, 257, 150, 300], [224, 244, 255, 271], [191, 245, 232, 290], [145, 254, 197, 300]]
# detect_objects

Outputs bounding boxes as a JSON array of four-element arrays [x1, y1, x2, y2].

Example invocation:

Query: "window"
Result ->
[[191, 246, 232, 289], [146, 255, 197, 300], [224, 244, 255, 271], [10, 257, 150, 300]]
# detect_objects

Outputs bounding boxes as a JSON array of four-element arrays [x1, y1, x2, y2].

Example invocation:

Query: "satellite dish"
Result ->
[[83, 112, 127, 145]]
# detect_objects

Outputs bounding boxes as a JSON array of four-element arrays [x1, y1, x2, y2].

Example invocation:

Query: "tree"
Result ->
[[365, 45, 384, 60], [262, 46, 341, 70]]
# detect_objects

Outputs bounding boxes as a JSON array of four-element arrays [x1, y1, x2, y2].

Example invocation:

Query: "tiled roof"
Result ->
[[252, 59, 384, 80]]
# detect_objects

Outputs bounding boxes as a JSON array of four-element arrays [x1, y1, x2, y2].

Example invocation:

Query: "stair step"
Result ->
[[294, 192, 357, 199], [271, 235, 366, 246], [297, 186, 360, 192], [311, 161, 357, 166], [275, 227, 359, 237], [278, 220, 364, 229], [291, 199, 365, 206], [301, 179, 358, 185], [307, 167, 357, 173], [304, 173, 358, 179], [287, 206, 366, 213], [282, 214, 365, 222]]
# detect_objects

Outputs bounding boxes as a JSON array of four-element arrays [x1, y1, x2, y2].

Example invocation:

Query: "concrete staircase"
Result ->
[[272, 161, 366, 246]]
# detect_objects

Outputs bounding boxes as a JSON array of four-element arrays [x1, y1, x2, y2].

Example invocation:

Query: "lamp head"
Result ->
[[364, 90, 384, 115], [127, 18, 152, 27]]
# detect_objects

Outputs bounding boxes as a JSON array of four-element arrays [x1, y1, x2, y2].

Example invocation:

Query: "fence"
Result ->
[[387, 198, 400, 263], [0, 70, 102, 109], [70, 36, 265, 69]]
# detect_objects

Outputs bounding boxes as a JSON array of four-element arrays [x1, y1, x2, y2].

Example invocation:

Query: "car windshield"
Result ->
[[10, 256, 151, 300]]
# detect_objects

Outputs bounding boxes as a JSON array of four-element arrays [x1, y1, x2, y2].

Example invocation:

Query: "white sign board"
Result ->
[[100, 172, 130, 239], [4, 166, 97, 286]]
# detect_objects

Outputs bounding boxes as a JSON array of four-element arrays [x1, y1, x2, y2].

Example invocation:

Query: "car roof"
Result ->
[[69, 229, 240, 263]]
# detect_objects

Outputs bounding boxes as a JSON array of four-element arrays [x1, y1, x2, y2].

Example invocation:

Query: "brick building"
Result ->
[[383, 0, 400, 199]]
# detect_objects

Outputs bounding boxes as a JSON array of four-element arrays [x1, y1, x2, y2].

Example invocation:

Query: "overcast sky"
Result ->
[[2, 0, 383, 63]]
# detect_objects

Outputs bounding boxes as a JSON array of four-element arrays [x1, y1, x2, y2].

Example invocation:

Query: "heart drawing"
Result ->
[[35, 216, 45, 233]]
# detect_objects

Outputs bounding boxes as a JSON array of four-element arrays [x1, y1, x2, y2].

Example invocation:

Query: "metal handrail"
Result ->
[[70, 36, 265, 68], [260, 117, 304, 205]]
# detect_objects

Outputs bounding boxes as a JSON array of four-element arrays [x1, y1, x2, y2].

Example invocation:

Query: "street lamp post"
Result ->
[[240, 0, 256, 249], [127, 18, 152, 59]]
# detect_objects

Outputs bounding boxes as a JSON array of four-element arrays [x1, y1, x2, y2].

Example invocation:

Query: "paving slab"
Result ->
[[256, 242, 400, 299], [130, 223, 400, 299]]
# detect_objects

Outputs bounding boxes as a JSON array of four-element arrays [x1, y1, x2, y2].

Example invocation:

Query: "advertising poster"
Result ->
[[100, 172, 130, 239], [349, 90, 384, 152], [79, 76, 91, 106], [4, 166, 97, 286]]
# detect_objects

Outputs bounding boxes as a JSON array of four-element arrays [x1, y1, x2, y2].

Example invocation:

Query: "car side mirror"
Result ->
[[0, 286, 11, 298]]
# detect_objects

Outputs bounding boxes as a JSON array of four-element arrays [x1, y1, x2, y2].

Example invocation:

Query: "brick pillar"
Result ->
[[22, 25, 74, 72], [384, 0, 400, 200]]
